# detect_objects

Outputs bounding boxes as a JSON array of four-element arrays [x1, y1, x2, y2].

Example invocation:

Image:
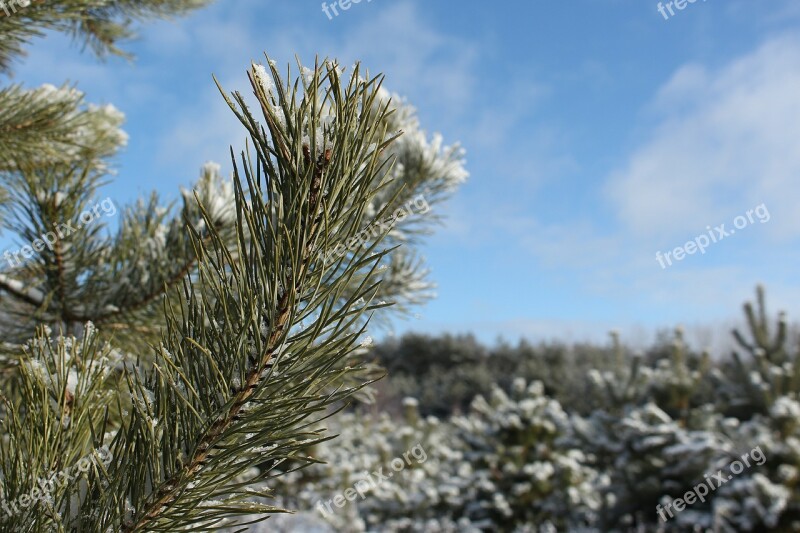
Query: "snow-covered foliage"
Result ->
[[257, 288, 800, 532], [267, 380, 601, 532], [0, 83, 127, 176]]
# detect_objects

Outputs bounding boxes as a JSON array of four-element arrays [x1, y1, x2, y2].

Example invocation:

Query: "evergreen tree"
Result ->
[[709, 286, 800, 530], [714, 284, 798, 418], [573, 329, 722, 530], [0, 4, 467, 530], [271, 380, 602, 533]]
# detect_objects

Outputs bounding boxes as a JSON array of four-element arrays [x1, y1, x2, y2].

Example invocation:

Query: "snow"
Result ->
[[0, 273, 45, 304], [252, 63, 274, 95]]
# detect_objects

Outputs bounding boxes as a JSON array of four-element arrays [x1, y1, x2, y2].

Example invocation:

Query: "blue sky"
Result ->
[[8, 0, 800, 349]]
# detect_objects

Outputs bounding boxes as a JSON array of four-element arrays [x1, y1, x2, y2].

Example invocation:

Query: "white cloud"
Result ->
[[607, 34, 800, 241]]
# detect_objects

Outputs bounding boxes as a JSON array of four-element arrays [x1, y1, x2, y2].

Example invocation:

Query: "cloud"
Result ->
[[476, 35, 800, 334], [484, 212, 622, 276], [607, 33, 800, 241]]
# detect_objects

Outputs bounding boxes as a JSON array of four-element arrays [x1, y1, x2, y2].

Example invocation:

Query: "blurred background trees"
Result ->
[[273, 287, 800, 532]]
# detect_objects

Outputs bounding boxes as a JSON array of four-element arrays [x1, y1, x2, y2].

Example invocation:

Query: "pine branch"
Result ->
[[0, 84, 126, 174], [0, 34, 465, 527], [0, 165, 235, 348], [0, 273, 44, 307], [0, 0, 214, 74], [76, 58, 402, 532], [79, 252, 199, 325], [124, 131, 333, 531]]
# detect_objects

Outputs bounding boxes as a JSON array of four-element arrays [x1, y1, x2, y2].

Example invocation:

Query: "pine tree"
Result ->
[[269, 379, 602, 533], [0, 4, 467, 530], [715, 284, 798, 418], [709, 286, 800, 530], [574, 329, 722, 530]]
